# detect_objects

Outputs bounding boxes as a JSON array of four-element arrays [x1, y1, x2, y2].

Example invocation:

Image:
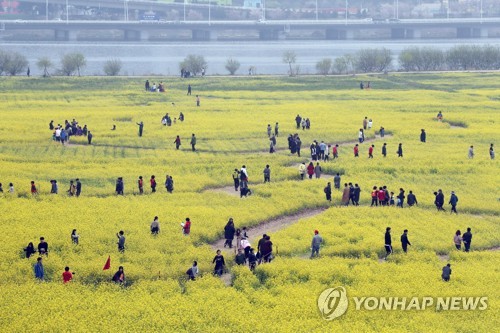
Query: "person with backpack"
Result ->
[[232, 169, 240, 191], [324, 182, 332, 202]]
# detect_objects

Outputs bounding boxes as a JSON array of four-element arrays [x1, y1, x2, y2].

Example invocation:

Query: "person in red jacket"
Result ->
[[62, 267, 73, 283], [354, 144, 359, 157], [332, 144, 339, 159], [137, 176, 144, 194], [371, 186, 379, 206], [377, 186, 386, 206], [307, 162, 315, 179], [150, 175, 157, 193], [368, 145, 374, 158], [182, 218, 191, 236]]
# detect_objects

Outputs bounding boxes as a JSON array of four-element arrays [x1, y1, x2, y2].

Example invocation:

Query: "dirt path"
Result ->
[[211, 207, 327, 252], [204, 185, 240, 197]]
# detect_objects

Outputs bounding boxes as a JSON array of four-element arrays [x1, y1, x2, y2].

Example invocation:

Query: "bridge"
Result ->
[[1, 18, 499, 41]]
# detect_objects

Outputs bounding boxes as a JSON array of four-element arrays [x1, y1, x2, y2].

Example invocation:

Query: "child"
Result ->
[[389, 192, 395, 206]]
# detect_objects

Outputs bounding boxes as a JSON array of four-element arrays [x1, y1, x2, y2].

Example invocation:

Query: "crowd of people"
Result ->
[[50, 119, 92, 145]]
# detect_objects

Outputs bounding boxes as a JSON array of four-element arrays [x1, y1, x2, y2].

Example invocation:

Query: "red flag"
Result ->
[[103, 256, 111, 270]]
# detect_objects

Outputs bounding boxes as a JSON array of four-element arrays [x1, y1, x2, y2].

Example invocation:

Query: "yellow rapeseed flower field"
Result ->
[[0, 74, 498, 332]]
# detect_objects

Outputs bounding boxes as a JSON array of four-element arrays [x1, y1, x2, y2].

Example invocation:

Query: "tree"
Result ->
[[179, 55, 207, 76], [61, 53, 86, 76], [4, 52, 28, 76], [225, 58, 240, 75], [37, 57, 53, 77], [355, 48, 392, 73], [103, 59, 122, 76], [315, 58, 332, 75], [332, 57, 348, 74], [282, 50, 297, 76], [0, 50, 12, 75]]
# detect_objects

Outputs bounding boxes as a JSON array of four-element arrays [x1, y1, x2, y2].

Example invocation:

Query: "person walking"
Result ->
[[174, 135, 181, 150], [314, 162, 322, 179], [397, 143, 403, 157], [138, 176, 144, 194], [341, 183, 350, 206], [368, 145, 374, 158], [30, 181, 38, 195], [454, 230, 462, 250], [363, 117, 368, 130], [187, 84, 192, 95], [150, 216, 160, 235], [441, 264, 452, 282], [334, 173, 341, 190], [212, 250, 225, 277], [263, 165, 271, 183], [87, 131, 93, 145], [462, 228, 472, 252], [224, 218, 236, 248], [232, 169, 240, 191], [136, 121, 144, 137], [490, 143, 495, 159], [468, 145, 474, 159], [420, 129, 426, 143], [310, 230, 323, 258], [50, 180, 58, 194], [116, 231, 125, 252], [150, 175, 157, 193], [449, 191, 459, 214], [189, 134, 197, 151], [34, 257, 44, 281], [267, 124, 272, 137], [299, 163, 306, 180], [384, 227, 392, 259], [332, 144, 339, 159], [307, 162, 314, 179], [353, 184, 361, 206], [115, 177, 124, 195], [274, 122, 279, 136], [354, 144, 359, 157], [397, 188, 405, 208], [407, 190, 418, 207], [324, 182, 332, 202], [196, 95, 200, 107], [435, 189, 445, 211], [401, 229, 411, 253], [358, 129, 364, 143], [371, 186, 379, 207], [295, 114, 302, 129], [76, 178, 82, 197], [382, 143, 387, 157], [260, 235, 273, 263]]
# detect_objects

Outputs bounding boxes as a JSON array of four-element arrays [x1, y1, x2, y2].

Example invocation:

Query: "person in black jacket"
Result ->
[[435, 189, 445, 211], [401, 229, 411, 253], [407, 190, 418, 207], [353, 184, 361, 206], [324, 182, 332, 202], [384, 227, 392, 259], [224, 218, 236, 248], [462, 228, 472, 252], [24, 242, 36, 258], [420, 129, 426, 143], [397, 143, 403, 157], [212, 250, 225, 277], [38, 237, 48, 255], [397, 188, 405, 208]]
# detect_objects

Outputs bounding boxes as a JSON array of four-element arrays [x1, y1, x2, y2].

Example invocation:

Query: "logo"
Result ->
[[317, 286, 348, 320]]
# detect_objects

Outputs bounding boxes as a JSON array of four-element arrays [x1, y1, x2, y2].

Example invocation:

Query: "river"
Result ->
[[2, 39, 500, 76]]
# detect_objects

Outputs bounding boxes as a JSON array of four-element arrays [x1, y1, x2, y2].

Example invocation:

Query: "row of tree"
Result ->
[[315, 45, 500, 75], [1, 45, 499, 77]]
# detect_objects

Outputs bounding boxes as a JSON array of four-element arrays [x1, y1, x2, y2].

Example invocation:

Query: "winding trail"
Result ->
[[211, 207, 327, 252]]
